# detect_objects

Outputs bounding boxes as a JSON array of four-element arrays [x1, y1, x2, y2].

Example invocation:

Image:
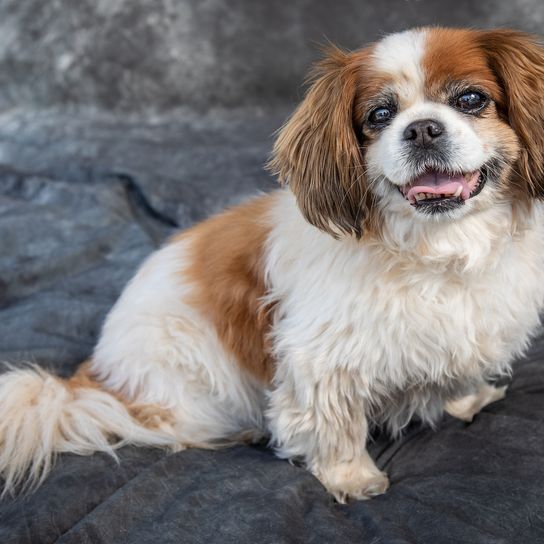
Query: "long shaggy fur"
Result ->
[[267, 46, 373, 238], [0, 365, 176, 495]]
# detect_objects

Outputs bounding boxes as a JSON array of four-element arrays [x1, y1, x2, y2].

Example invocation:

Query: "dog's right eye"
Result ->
[[368, 106, 394, 126]]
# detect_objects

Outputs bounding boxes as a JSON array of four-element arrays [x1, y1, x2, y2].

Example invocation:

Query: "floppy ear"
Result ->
[[479, 30, 544, 197], [268, 47, 367, 237]]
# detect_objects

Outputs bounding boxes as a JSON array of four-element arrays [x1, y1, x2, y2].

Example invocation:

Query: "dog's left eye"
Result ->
[[454, 91, 488, 113], [368, 106, 394, 126]]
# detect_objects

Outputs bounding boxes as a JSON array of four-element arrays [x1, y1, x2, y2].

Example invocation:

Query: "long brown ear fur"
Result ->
[[479, 30, 544, 197], [268, 47, 367, 237]]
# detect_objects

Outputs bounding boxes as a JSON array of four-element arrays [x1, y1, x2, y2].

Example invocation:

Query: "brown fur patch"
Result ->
[[68, 360, 101, 390], [423, 28, 502, 101], [69, 361, 176, 431], [181, 194, 277, 383], [424, 28, 544, 199], [126, 403, 177, 432]]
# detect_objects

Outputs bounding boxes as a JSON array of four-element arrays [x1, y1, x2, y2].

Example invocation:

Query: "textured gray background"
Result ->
[[1, 1, 544, 543], [0, 0, 543, 112]]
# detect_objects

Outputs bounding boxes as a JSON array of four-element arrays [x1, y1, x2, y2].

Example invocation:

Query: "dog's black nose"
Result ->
[[403, 119, 444, 147]]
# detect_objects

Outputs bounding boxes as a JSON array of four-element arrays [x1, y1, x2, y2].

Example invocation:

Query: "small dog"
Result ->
[[2, 27, 544, 502]]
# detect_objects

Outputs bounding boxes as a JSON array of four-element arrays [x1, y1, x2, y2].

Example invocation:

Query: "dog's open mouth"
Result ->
[[398, 168, 487, 214]]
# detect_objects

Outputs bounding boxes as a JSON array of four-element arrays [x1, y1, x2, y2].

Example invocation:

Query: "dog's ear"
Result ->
[[268, 47, 368, 237], [479, 30, 544, 198]]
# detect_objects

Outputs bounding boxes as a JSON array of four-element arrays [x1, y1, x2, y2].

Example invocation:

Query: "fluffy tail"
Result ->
[[0, 363, 177, 496]]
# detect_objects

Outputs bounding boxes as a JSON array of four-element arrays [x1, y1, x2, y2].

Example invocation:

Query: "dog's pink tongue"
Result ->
[[405, 171, 479, 203]]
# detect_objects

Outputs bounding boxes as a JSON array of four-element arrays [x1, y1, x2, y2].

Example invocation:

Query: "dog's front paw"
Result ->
[[315, 460, 390, 503], [445, 384, 508, 422]]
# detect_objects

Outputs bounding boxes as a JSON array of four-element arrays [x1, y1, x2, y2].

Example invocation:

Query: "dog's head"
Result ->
[[269, 28, 544, 237]]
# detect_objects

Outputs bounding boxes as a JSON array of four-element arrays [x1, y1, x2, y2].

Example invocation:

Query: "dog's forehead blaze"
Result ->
[[366, 29, 427, 106]]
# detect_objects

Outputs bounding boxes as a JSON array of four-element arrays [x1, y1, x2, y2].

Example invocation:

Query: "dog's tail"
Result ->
[[0, 363, 177, 496]]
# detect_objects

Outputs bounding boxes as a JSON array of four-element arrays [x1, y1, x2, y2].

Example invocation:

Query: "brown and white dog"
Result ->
[[2, 27, 544, 502]]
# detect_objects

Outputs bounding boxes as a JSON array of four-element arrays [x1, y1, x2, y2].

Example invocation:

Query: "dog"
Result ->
[[2, 27, 544, 503]]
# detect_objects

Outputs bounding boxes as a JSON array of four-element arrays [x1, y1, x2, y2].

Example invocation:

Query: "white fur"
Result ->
[[368, 101, 491, 187], [372, 29, 427, 104], [92, 241, 267, 445], [264, 191, 544, 484]]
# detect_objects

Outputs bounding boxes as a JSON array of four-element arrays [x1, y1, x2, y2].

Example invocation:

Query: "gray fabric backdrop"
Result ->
[[1, 0, 544, 112]]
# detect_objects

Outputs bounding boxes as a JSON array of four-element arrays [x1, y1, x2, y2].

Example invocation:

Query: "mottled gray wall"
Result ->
[[0, 0, 543, 112]]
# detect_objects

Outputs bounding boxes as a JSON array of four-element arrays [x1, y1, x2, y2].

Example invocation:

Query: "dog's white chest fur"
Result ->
[[266, 192, 544, 432]]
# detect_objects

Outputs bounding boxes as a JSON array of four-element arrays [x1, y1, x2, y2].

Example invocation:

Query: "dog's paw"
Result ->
[[315, 460, 390, 503], [445, 384, 508, 422]]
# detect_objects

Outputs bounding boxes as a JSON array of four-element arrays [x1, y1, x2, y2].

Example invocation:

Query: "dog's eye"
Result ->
[[368, 106, 393, 126], [454, 91, 488, 113]]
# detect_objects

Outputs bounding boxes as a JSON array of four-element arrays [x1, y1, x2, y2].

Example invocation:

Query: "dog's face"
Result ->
[[270, 28, 544, 237], [362, 29, 518, 221]]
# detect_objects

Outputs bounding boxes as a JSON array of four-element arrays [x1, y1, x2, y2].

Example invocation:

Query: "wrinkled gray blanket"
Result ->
[[1, 110, 544, 544]]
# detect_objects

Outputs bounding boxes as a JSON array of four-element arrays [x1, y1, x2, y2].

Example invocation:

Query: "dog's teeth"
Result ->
[[454, 186, 463, 197], [415, 193, 425, 201]]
